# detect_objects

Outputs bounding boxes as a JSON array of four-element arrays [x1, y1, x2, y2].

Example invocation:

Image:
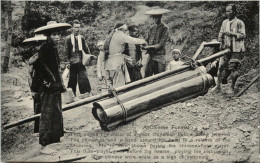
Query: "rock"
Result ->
[[237, 124, 254, 132], [92, 154, 102, 160], [13, 86, 21, 91], [17, 99, 23, 102], [186, 103, 194, 107], [202, 123, 210, 130], [21, 62, 26, 67]]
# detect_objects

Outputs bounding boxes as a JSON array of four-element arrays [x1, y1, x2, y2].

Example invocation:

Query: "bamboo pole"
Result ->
[[2, 49, 230, 130], [192, 42, 205, 60], [236, 73, 260, 97], [192, 41, 220, 60]]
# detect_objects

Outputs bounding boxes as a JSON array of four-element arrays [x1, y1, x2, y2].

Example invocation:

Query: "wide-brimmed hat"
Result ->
[[34, 21, 71, 34], [23, 34, 47, 43], [144, 8, 170, 15]]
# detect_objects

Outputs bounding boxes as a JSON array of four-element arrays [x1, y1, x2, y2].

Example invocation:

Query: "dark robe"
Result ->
[[123, 43, 143, 82], [38, 41, 65, 146]]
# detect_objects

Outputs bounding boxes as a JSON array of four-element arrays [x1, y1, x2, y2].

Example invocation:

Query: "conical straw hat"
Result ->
[[23, 34, 47, 43], [34, 21, 71, 34], [144, 8, 170, 15]]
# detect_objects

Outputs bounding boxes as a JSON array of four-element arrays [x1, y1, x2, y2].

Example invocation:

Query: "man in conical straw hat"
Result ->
[[143, 8, 170, 77], [33, 21, 71, 154], [65, 20, 92, 98], [23, 34, 47, 136]]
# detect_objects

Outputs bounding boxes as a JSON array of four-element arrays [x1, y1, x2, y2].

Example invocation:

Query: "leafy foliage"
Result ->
[[1, 1, 259, 74]]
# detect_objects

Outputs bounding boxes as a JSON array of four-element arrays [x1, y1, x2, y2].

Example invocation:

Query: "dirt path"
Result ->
[[1, 65, 259, 162]]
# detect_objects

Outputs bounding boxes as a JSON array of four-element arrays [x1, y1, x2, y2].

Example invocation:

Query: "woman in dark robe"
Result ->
[[34, 21, 71, 148], [23, 34, 47, 134]]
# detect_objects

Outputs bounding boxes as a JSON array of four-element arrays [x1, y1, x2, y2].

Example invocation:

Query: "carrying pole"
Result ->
[[236, 73, 259, 97]]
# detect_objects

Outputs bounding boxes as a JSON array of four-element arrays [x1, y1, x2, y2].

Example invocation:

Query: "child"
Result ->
[[166, 49, 184, 71]]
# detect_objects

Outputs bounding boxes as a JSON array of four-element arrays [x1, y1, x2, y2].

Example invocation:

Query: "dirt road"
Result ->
[[1, 66, 259, 162]]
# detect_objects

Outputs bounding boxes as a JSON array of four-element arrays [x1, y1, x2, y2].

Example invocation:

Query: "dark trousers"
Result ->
[[145, 59, 165, 77], [33, 94, 42, 133], [68, 62, 91, 96], [127, 66, 142, 82]]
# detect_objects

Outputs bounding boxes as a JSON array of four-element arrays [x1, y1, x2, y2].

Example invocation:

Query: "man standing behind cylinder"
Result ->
[[65, 20, 92, 97], [214, 4, 246, 93], [123, 25, 143, 82], [143, 8, 170, 77]]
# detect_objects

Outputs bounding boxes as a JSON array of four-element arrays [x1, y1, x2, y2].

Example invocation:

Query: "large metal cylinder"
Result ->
[[92, 66, 214, 131]]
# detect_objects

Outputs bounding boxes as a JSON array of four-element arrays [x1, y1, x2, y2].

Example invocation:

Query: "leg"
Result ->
[[152, 60, 159, 75], [157, 62, 166, 74], [113, 68, 126, 88], [67, 63, 78, 96], [78, 64, 91, 94], [133, 66, 143, 82], [222, 68, 231, 84], [127, 66, 134, 82], [33, 94, 42, 133], [230, 70, 240, 90], [207, 60, 219, 77], [105, 70, 113, 87], [216, 56, 229, 91], [145, 59, 154, 77]]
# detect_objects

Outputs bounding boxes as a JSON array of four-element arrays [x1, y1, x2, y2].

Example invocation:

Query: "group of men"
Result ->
[[68, 8, 171, 96], [24, 3, 245, 151], [27, 4, 246, 105], [86, 4, 246, 96]]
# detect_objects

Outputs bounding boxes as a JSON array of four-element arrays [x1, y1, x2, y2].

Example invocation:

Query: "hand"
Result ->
[[142, 45, 152, 50], [224, 31, 235, 36], [43, 80, 51, 88], [31, 92, 36, 98], [136, 59, 142, 67], [142, 41, 148, 46], [219, 43, 227, 50], [99, 76, 104, 81]]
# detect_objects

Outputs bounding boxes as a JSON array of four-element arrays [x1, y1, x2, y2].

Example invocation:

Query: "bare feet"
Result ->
[[211, 86, 221, 94], [40, 146, 57, 155], [226, 87, 234, 95]]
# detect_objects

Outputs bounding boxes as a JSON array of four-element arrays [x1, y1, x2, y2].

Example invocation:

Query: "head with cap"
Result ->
[[226, 4, 237, 20], [229, 58, 241, 70], [172, 49, 181, 61], [128, 25, 139, 38], [72, 20, 81, 36], [97, 40, 104, 51], [114, 21, 128, 33]]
